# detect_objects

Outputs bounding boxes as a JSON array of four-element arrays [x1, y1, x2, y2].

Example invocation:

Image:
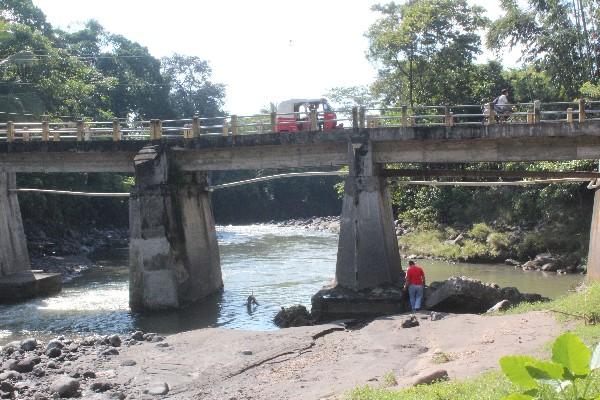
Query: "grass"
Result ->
[[345, 283, 600, 400], [348, 371, 514, 400]]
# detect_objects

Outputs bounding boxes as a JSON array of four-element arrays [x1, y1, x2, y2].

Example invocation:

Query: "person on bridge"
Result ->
[[404, 260, 425, 312], [494, 89, 512, 121]]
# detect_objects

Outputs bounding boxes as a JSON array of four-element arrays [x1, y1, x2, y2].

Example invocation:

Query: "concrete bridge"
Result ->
[[1, 105, 600, 310]]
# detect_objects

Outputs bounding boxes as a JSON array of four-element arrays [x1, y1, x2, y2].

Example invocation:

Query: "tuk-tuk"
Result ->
[[275, 98, 337, 132]]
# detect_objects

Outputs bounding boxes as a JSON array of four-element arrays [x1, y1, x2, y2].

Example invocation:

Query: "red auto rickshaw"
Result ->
[[275, 98, 338, 132]]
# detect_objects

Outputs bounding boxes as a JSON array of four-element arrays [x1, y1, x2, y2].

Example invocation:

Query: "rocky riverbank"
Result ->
[[25, 225, 128, 281], [0, 311, 562, 399]]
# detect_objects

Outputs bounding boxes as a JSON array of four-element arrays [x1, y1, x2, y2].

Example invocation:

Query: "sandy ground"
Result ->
[[90, 310, 560, 399]]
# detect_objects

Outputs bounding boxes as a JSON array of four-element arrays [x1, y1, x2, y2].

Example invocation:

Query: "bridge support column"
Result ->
[[587, 187, 600, 281], [335, 142, 401, 288], [129, 146, 223, 312], [312, 143, 403, 321], [0, 172, 30, 277]]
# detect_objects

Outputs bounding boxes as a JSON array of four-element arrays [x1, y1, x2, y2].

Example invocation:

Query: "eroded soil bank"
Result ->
[[0, 311, 561, 399]]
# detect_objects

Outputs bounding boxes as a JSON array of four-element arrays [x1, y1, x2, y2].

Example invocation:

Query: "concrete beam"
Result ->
[[0, 172, 30, 277]]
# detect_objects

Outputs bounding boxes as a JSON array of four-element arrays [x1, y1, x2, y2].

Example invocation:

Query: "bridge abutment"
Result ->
[[129, 146, 223, 312], [588, 187, 600, 281]]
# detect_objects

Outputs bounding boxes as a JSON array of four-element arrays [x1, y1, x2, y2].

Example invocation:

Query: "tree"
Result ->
[[161, 54, 225, 118], [487, 0, 600, 98], [324, 85, 379, 113], [366, 0, 488, 106], [0, 0, 52, 34]]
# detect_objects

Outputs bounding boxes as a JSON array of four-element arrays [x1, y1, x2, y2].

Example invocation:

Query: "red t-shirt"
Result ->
[[406, 265, 425, 285]]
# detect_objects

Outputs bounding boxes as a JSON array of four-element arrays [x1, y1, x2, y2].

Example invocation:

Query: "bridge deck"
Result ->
[[0, 121, 599, 173]]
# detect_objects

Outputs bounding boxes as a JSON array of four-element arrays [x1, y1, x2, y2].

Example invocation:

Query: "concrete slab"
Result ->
[[0, 271, 62, 303]]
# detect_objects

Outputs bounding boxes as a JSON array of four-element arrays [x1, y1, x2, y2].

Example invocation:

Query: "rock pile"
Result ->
[[0, 330, 165, 399], [507, 253, 585, 274]]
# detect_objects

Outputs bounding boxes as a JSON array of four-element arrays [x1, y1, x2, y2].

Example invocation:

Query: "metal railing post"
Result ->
[[567, 107, 574, 124]]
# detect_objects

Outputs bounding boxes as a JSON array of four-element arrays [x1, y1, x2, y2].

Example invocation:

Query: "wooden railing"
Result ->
[[0, 99, 599, 142]]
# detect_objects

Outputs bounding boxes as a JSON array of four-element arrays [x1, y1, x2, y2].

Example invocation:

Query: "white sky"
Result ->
[[31, 0, 516, 114]]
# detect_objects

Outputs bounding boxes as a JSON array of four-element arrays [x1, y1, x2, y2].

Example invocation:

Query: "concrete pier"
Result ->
[[335, 142, 402, 289], [0, 172, 30, 277], [129, 146, 223, 311], [588, 187, 600, 281]]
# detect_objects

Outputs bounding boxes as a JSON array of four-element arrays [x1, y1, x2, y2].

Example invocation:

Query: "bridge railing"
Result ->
[[0, 99, 599, 142]]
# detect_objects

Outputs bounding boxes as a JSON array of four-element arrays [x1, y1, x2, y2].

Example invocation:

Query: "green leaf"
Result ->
[[536, 379, 571, 392], [591, 343, 600, 370], [501, 394, 534, 400], [552, 333, 591, 376], [524, 360, 565, 380], [500, 356, 540, 390]]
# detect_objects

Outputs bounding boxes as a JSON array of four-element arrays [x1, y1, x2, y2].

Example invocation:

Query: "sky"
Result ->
[[31, 0, 517, 115]]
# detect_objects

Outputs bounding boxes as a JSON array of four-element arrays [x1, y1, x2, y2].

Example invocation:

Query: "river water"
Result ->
[[0, 224, 583, 345]]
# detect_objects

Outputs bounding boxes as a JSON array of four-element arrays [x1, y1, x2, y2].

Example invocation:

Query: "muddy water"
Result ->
[[0, 224, 583, 344]]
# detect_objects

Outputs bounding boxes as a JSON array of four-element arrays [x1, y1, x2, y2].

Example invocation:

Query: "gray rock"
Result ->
[[90, 380, 113, 392], [101, 348, 119, 356], [46, 347, 61, 358], [46, 361, 58, 369], [150, 335, 164, 343], [33, 393, 49, 400], [1, 360, 17, 371], [15, 358, 35, 373], [0, 382, 14, 393], [430, 312, 445, 321], [120, 360, 136, 367], [0, 371, 21, 381], [50, 377, 79, 398], [412, 369, 449, 386], [131, 331, 144, 341], [144, 382, 169, 396], [487, 300, 511, 313], [32, 366, 45, 377], [83, 371, 96, 379], [108, 335, 121, 348], [521, 260, 538, 271], [67, 344, 79, 353], [273, 305, 312, 328], [541, 262, 559, 272], [241, 350, 253, 356], [46, 339, 64, 351], [155, 343, 169, 348], [401, 315, 419, 328], [504, 259, 521, 266], [20, 338, 37, 352]]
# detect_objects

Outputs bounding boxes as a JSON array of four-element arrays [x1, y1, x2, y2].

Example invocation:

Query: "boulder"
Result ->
[[46, 339, 64, 351], [108, 335, 121, 347], [50, 377, 79, 398], [534, 253, 558, 266], [541, 262, 559, 272], [14, 358, 35, 373], [504, 259, 521, 266], [144, 382, 169, 396], [425, 276, 544, 314], [412, 369, 449, 386], [20, 338, 37, 352], [521, 260, 538, 271], [273, 305, 312, 328], [46, 347, 61, 358]]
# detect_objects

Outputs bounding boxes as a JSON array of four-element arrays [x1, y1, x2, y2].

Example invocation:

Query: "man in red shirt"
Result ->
[[404, 260, 426, 312]]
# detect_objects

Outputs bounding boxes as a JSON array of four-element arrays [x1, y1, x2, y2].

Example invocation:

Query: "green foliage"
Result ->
[[470, 222, 493, 241], [366, 0, 488, 106], [348, 371, 515, 400], [486, 0, 600, 98], [500, 333, 600, 399]]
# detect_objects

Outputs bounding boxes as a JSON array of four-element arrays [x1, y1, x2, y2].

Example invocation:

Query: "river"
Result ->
[[0, 224, 583, 345]]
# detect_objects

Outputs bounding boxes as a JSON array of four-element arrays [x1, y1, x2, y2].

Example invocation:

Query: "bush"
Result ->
[[470, 222, 493, 242]]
